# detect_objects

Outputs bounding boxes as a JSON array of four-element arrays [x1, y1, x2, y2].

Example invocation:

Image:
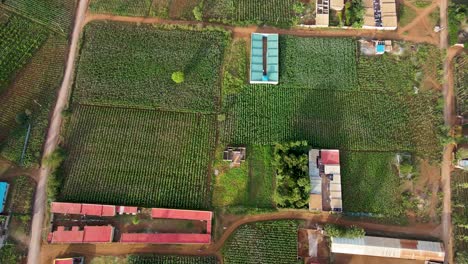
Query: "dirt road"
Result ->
[[26, 1, 89, 263], [85, 14, 438, 45], [41, 211, 441, 263]]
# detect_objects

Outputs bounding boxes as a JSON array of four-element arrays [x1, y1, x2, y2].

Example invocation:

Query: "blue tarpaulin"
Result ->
[[0, 182, 9, 214]]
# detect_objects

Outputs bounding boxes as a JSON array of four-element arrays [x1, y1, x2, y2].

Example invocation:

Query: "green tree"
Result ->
[[171, 71, 185, 84], [193, 1, 204, 21], [0, 245, 20, 264]]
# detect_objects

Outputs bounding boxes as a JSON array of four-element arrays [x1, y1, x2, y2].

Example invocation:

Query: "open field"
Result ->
[[75, 22, 228, 112], [60, 104, 216, 209], [0, 34, 67, 166], [452, 170, 468, 262], [341, 152, 403, 217], [128, 255, 218, 264], [0, 10, 48, 93], [1, 0, 76, 33], [222, 220, 301, 264]]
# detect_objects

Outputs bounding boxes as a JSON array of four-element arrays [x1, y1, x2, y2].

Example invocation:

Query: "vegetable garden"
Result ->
[[75, 22, 227, 112], [89, 0, 152, 17], [60, 104, 216, 209], [452, 170, 468, 263], [0, 12, 48, 93], [455, 53, 467, 116], [222, 220, 301, 264], [1, 0, 76, 33], [128, 255, 218, 264]]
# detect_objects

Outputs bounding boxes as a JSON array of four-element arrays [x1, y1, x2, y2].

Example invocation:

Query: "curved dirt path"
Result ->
[[85, 14, 438, 45], [41, 211, 441, 263], [26, 1, 89, 263]]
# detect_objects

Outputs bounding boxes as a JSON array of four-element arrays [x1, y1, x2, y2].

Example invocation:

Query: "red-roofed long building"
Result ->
[[151, 208, 212, 221], [51, 202, 82, 215], [120, 233, 211, 244], [49, 226, 114, 244]]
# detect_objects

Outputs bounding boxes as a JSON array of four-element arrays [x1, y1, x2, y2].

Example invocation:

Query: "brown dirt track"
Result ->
[[41, 211, 442, 263]]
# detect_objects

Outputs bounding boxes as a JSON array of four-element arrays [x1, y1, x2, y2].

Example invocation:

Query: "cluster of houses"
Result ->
[[49, 202, 212, 244]]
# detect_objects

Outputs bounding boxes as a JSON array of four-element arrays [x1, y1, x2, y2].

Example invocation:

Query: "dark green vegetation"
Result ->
[[1, 0, 76, 33], [223, 220, 301, 264], [448, 3, 467, 45], [222, 86, 439, 157], [223, 39, 248, 97], [273, 141, 310, 209], [324, 224, 365, 238], [0, 6, 67, 167], [0, 245, 20, 264], [0, 13, 48, 93], [212, 145, 275, 208], [455, 53, 467, 117], [75, 22, 228, 112], [340, 152, 403, 217], [60, 105, 216, 209], [279, 37, 357, 89], [128, 255, 218, 264], [452, 170, 468, 263], [89, 0, 152, 17]]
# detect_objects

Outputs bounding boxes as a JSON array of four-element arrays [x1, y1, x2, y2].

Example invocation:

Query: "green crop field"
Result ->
[[223, 220, 301, 264], [75, 22, 227, 112], [455, 53, 467, 116], [128, 255, 218, 264], [0, 11, 48, 93], [222, 86, 439, 155], [340, 151, 404, 217], [1, 0, 76, 33], [60, 104, 216, 209], [0, 36, 67, 166], [452, 170, 468, 262], [89, 0, 152, 16], [280, 37, 358, 89]]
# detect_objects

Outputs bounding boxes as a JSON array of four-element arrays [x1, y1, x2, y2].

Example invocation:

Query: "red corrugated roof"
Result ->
[[120, 233, 211, 244], [151, 208, 212, 221], [51, 227, 84, 243], [51, 202, 82, 215], [101, 205, 116, 216], [80, 204, 103, 216], [116, 206, 138, 214], [83, 226, 114, 243], [53, 259, 74, 264], [321, 150, 340, 165]]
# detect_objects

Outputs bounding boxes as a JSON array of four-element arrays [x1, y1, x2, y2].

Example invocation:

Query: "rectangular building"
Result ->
[[250, 33, 279, 84], [0, 182, 9, 214], [331, 236, 445, 262]]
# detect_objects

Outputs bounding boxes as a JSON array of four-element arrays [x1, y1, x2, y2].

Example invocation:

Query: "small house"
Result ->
[[250, 33, 279, 84], [223, 147, 246, 168], [53, 257, 84, 264]]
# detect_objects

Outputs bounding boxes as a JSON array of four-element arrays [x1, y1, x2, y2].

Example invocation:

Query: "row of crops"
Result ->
[[0, 12, 49, 93], [340, 152, 404, 217], [452, 170, 468, 263], [61, 104, 217, 209], [222, 220, 301, 264], [232, 0, 296, 24], [222, 85, 438, 154], [455, 53, 467, 116], [75, 22, 227, 113], [89, 0, 152, 17], [279, 36, 358, 89], [128, 255, 218, 264], [1, 0, 76, 33]]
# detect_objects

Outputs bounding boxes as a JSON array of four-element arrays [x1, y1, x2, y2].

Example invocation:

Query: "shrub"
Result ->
[[324, 224, 365, 238], [171, 71, 185, 84]]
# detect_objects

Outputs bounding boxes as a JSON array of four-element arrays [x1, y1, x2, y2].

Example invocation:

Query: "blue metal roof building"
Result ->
[[250, 33, 279, 84], [0, 182, 9, 214]]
